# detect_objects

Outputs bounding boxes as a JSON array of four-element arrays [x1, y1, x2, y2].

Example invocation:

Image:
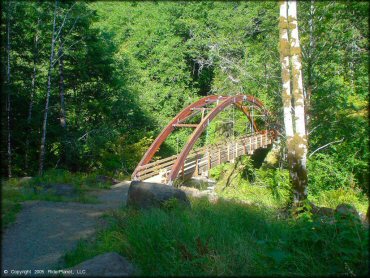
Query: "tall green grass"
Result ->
[[64, 198, 368, 276]]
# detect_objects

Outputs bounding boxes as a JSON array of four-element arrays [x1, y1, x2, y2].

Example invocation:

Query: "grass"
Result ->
[[63, 197, 368, 276], [62, 155, 368, 276], [1, 169, 122, 229]]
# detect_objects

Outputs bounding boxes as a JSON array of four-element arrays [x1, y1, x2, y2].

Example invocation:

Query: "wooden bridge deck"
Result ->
[[134, 131, 273, 183]]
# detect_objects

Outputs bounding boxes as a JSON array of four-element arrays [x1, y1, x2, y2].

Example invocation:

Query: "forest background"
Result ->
[[1, 1, 368, 205]]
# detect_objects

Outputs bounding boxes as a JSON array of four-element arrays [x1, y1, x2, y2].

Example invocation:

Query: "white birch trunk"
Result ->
[[58, 34, 66, 129], [26, 16, 40, 171], [39, 0, 58, 175], [287, 0, 308, 203], [305, 0, 314, 135], [58, 30, 67, 166], [279, 1, 294, 139]]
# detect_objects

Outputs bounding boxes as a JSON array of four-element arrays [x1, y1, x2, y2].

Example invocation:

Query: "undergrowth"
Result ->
[[63, 152, 368, 276], [209, 156, 368, 214], [210, 156, 291, 209], [63, 198, 368, 276]]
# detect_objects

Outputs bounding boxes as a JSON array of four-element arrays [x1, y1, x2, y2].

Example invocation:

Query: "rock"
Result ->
[[358, 212, 367, 223], [207, 193, 219, 203], [335, 203, 361, 221], [311, 203, 335, 217], [179, 186, 219, 203], [239, 199, 253, 206], [96, 175, 120, 185], [42, 184, 77, 197], [127, 181, 190, 209], [66, 252, 136, 276], [179, 186, 207, 198]]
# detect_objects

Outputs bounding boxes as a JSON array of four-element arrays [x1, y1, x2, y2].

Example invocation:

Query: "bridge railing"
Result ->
[[134, 130, 274, 182]]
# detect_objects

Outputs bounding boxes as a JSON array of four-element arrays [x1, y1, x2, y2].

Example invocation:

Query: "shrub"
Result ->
[[308, 188, 368, 215], [307, 153, 354, 195], [210, 157, 291, 208]]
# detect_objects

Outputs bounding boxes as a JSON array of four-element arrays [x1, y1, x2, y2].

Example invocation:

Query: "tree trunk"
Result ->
[[348, 10, 356, 95], [25, 16, 40, 172], [279, 1, 294, 140], [58, 33, 66, 129], [6, 0, 12, 178], [305, 0, 315, 136], [279, 0, 295, 201], [287, 0, 308, 204], [58, 30, 67, 166], [39, 0, 58, 175]]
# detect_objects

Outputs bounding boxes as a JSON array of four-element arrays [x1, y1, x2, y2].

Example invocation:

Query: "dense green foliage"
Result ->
[[1, 2, 369, 275], [1, 1, 148, 175], [64, 198, 368, 276], [1, 1, 368, 193], [210, 156, 368, 214]]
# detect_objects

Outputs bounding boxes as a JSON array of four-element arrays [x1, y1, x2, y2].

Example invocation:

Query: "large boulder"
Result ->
[[335, 203, 361, 222], [127, 181, 190, 209], [66, 252, 136, 276]]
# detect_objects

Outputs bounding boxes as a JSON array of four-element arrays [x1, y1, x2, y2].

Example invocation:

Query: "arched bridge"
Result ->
[[132, 95, 277, 185]]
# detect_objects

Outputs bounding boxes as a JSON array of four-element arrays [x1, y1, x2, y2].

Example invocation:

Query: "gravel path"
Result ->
[[1, 181, 130, 274]]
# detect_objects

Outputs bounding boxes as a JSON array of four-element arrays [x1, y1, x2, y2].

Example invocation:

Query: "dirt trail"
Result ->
[[1, 181, 130, 273]]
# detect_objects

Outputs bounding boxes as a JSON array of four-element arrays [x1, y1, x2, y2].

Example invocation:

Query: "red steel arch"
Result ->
[[131, 94, 271, 182], [167, 95, 269, 184]]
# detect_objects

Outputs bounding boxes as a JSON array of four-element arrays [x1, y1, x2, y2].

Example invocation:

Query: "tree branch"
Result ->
[[308, 124, 320, 135], [57, 9, 94, 50], [52, 36, 84, 67], [309, 138, 344, 158], [54, 2, 76, 42]]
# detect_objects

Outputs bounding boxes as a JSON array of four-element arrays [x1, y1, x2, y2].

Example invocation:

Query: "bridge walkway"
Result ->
[[135, 131, 273, 183]]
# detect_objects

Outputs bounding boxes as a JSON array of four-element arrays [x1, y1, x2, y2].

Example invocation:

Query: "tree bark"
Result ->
[[287, 0, 308, 203], [39, 0, 58, 175], [58, 30, 67, 165], [58, 32, 66, 129], [278, 0, 294, 184], [279, 1, 294, 140], [25, 15, 40, 171], [305, 0, 315, 136], [6, 0, 12, 178], [348, 9, 356, 95]]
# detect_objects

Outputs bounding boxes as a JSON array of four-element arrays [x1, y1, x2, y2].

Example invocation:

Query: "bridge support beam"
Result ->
[[167, 95, 269, 185], [131, 94, 274, 184]]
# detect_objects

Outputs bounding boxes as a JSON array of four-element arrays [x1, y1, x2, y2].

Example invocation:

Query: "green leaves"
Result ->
[[2, 0, 368, 192]]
